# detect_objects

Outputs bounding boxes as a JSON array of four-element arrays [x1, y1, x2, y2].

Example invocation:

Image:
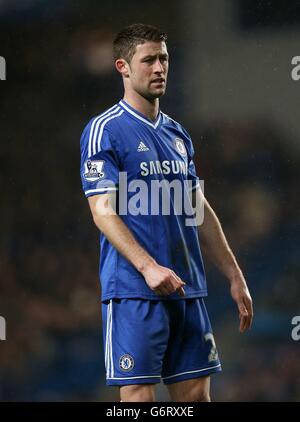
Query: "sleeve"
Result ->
[[181, 126, 201, 193], [80, 119, 120, 197], [187, 157, 201, 192]]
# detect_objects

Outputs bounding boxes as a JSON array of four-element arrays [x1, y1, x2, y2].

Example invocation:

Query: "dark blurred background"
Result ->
[[0, 0, 299, 401]]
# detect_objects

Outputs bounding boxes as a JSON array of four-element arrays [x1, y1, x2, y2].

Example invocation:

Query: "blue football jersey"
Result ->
[[80, 99, 207, 301]]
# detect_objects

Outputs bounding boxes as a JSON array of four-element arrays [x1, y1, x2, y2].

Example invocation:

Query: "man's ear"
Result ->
[[115, 59, 130, 78]]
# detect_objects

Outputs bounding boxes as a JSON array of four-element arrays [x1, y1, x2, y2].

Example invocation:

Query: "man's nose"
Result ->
[[153, 59, 164, 73]]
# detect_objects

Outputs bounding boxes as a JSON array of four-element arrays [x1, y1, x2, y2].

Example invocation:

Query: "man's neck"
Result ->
[[123, 92, 159, 122]]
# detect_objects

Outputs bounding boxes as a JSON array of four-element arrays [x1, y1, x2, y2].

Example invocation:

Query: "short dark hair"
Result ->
[[113, 23, 167, 63]]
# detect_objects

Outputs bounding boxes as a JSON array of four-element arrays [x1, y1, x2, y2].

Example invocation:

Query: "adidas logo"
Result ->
[[137, 141, 149, 152]]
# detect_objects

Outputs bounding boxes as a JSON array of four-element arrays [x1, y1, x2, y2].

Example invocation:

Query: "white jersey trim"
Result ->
[[162, 363, 221, 380], [109, 300, 114, 378], [161, 111, 178, 126], [88, 104, 119, 158], [107, 375, 161, 380], [105, 300, 111, 378], [97, 109, 124, 153], [119, 100, 161, 129], [85, 187, 118, 196]]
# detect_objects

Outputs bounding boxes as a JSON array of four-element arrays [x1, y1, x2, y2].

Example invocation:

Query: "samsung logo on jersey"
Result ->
[[140, 160, 188, 176]]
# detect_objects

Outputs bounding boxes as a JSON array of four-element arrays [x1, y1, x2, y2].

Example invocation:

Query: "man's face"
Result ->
[[126, 41, 169, 100]]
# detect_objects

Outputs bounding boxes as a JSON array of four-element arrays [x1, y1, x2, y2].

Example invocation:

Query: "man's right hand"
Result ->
[[141, 261, 186, 297]]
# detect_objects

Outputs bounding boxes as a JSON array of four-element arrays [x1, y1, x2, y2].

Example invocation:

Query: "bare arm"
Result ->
[[88, 193, 185, 297], [194, 189, 253, 332]]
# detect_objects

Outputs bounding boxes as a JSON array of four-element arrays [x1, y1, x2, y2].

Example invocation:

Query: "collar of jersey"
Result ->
[[119, 99, 162, 129]]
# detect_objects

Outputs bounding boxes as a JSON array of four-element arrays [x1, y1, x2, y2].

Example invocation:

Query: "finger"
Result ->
[[171, 281, 185, 295], [177, 286, 185, 297], [162, 281, 178, 295], [238, 303, 248, 333], [242, 298, 253, 331], [238, 302, 248, 317], [239, 314, 248, 333], [239, 311, 246, 333], [168, 271, 185, 292], [177, 278, 186, 286], [249, 311, 253, 330], [155, 285, 171, 296], [243, 308, 252, 331], [154, 288, 164, 296], [163, 281, 183, 296], [245, 298, 253, 329], [171, 271, 186, 286], [166, 274, 185, 295]]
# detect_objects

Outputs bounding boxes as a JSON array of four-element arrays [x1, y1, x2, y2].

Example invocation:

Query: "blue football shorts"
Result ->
[[102, 298, 222, 386]]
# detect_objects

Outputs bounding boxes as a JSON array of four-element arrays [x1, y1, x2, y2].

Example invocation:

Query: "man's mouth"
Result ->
[[151, 78, 165, 84]]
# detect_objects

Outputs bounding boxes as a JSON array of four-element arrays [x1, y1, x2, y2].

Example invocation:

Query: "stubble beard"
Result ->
[[139, 83, 167, 101]]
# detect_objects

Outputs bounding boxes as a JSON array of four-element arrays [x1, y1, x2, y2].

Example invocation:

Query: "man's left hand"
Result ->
[[230, 274, 253, 333]]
